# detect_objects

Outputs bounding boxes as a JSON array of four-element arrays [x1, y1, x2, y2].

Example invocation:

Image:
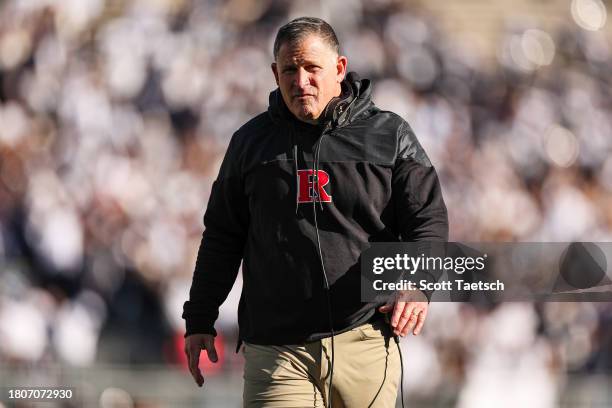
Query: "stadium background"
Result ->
[[0, 0, 611, 406]]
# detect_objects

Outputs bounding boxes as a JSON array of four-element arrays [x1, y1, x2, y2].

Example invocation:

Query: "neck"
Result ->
[[298, 117, 320, 125]]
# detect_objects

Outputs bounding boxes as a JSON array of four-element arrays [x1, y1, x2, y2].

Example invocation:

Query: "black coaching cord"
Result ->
[[311, 182, 405, 408], [312, 133, 336, 408], [394, 334, 406, 408], [311, 124, 404, 408]]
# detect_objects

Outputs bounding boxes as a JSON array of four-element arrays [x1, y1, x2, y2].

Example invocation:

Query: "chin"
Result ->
[[293, 107, 316, 121]]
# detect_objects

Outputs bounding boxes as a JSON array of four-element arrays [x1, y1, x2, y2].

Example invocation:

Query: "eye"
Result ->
[[283, 67, 297, 74], [306, 65, 321, 73]]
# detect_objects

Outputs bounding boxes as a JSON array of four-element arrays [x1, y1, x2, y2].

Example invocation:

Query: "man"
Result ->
[[183, 17, 448, 407]]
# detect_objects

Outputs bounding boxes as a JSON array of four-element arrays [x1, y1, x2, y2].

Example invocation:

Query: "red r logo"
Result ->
[[297, 170, 332, 203]]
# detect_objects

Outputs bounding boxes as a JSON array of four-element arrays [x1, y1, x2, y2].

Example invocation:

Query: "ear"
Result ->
[[336, 55, 348, 83], [271, 62, 279, 86]]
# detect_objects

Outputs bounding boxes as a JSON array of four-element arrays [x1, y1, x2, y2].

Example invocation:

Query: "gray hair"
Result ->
[[273, 17, 340, 60]]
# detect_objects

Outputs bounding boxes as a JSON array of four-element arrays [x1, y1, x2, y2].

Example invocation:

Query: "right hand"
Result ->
[[378, 289, 429, 337], [184, 334, 218, 387]]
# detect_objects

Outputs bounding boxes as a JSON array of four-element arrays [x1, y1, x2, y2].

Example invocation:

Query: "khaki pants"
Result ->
[[243, 319, 401, 408]]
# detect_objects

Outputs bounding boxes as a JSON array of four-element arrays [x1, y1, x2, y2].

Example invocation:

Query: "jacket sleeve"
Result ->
[[391, 121, 448, 299], [182, 133, 249, 337]]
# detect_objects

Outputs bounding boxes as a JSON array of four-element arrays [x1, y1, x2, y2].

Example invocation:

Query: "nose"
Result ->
[[294, 67, 310, 90]]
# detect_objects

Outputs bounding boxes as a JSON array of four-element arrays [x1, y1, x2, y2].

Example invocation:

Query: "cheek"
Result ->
[[280, 83, 294, 101], [279, 75, 294, 87], [280, 78, 292, 90], [312, 81, 325, 101], [315, 76, 333, 95]]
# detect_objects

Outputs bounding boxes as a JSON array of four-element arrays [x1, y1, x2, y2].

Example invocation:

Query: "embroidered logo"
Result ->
[[297, 170, 332, 203]]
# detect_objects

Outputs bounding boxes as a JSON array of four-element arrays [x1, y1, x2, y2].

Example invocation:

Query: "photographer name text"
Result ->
[[372, 279, 504, 292]]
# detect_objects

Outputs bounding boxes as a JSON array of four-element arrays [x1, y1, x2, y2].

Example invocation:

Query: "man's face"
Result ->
[[272, 35, 347, 124]]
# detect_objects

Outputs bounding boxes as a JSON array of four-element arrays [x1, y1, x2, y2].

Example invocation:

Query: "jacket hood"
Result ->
[[267, 71, 374, 129]]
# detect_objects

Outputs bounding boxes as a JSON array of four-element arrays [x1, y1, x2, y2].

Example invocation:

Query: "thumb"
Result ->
[[203, 336, 218, 363], [378, 304, 393, 313]]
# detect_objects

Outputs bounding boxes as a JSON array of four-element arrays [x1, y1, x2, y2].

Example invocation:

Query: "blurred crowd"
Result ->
[[0, 0, 611, 406]]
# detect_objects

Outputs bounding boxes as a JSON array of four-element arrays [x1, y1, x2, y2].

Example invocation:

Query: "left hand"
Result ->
[[378, 290, 428, 336]]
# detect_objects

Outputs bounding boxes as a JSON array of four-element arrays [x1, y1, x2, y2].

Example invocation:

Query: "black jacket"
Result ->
[[182, 73, 448, 347]]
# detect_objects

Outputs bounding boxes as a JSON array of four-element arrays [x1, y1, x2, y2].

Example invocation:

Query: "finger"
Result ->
[[188, 345, 204, 386], [395, 304, 415, 336], [401, 311, 419, 337], [395, 303, 414, 336], [413, 309, 428, 335], [189, 350, 204, 386], [391, 302, 406, 328], [378, 304, 393, 313], [203, 336, 218, 363]]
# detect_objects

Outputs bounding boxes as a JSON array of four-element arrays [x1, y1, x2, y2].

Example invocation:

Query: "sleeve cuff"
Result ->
[[184, 318, 217, 338]]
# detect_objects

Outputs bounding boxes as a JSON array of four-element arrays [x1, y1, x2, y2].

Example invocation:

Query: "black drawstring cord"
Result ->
[[293, 144, 299, 214], [314, 134, 326, 211], [313, 141, 319, 208], [290, 123, 300, 215]]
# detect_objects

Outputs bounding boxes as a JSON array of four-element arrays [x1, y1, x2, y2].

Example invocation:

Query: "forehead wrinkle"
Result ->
[[281, 50, 317, 67], [277, 38, 335, 67]]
